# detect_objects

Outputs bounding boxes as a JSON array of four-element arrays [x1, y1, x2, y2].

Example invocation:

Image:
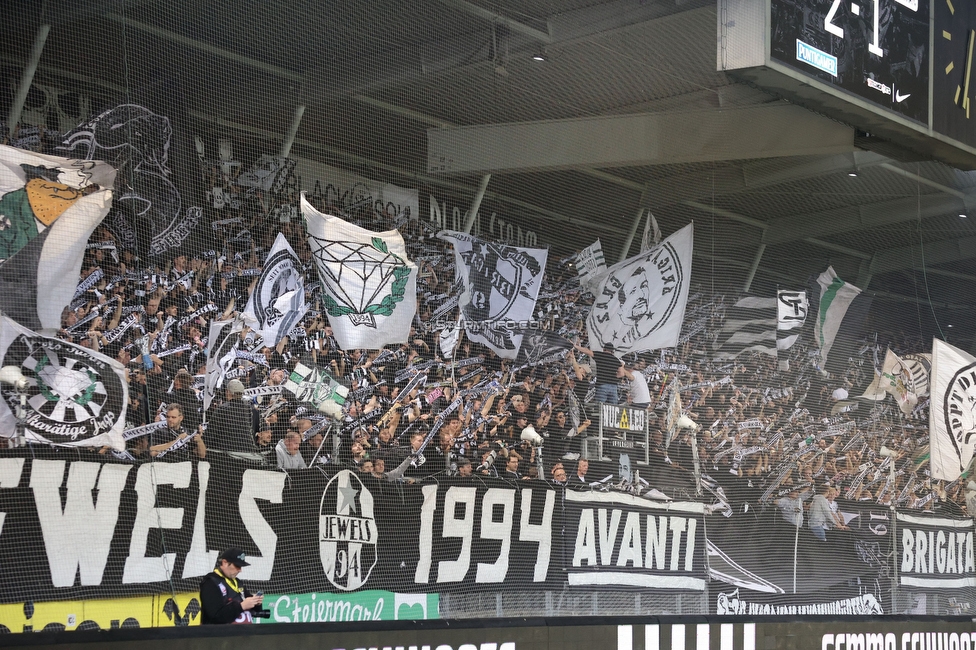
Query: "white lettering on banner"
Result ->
[[621, 623, 756, 650], [123, 462, 191, 584], [520, 489, 554, 582], [319, 470, 378, 591], [716, 589, 884, 616], [0, 457, 25, 536], [295, 158, 419, 223], [900, 528, 976, 587], [601, 405, 646, 431], [440, 487, 477, 583], [238, 469, 286, 581], [181, 461, 219, 579], [477, 489, 515, 583], [414, 487, 554, 584], [30, 460, 130, 587], [572, 512, 697, 572], [566, 491, 703, 589], [415, 485, 438, 584], [430, 196, 538, 247], [821, 632, 976, 650]]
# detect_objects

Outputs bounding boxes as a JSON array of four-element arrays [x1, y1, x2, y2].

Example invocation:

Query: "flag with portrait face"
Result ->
[[586, 223, 693, 354]]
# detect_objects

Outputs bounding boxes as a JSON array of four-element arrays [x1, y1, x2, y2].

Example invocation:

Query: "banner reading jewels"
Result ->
[[0, 455, 972, 614]]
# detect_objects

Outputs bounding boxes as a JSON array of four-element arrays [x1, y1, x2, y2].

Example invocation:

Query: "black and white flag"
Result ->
[[0, 314, 127, 449], [575, 239, 607, 291], [776, 290, 807, 370], [242, 232, 308, 347], [203, 316, 243, 412], [587, 223, 693, 354], [439, 317, 462, 359], [0, 145, 117, 333], [930, 338, 976, 481], [438, 231, 548, 359], [514, 330, 574, 370], [640, 210, 661, 251], [713, 296, 777, 360]]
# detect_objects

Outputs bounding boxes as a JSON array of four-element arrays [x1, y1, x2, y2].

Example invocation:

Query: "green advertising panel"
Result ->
[[256, 591, 439, 624]]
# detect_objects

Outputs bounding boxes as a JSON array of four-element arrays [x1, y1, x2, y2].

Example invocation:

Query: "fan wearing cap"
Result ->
[[207, 378, 260, 452], [200, 548, 264, 624]]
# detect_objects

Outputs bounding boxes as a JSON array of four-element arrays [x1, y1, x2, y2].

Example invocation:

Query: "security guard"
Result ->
[[200, 548, 264, 624]]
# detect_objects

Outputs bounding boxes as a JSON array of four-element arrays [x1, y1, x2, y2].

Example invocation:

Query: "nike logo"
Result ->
[[895, 90, 911, 102]]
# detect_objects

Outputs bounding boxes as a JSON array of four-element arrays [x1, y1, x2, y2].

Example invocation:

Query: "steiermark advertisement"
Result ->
[[257, 591, 439, 624]]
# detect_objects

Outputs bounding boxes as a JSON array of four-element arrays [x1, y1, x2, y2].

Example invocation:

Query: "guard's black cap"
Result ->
[[219, 548, 250, 567]]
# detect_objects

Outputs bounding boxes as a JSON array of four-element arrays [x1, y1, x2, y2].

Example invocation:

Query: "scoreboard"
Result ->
[[720, 0, 976, 168]]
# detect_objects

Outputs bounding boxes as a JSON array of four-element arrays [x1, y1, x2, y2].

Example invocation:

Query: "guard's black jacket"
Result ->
[[200, 569, 254, 624]]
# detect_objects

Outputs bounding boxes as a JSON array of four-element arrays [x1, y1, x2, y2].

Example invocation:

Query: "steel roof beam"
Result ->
[[868, 236, 976, 276], [762, 194, 973, 245], [427, 104, 855, 174]]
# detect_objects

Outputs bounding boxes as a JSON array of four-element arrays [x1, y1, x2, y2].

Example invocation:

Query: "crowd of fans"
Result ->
[[4, 131, 968, 524]]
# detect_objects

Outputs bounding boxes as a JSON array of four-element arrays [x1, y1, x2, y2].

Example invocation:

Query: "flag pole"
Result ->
[[792, 509, 800, 594], [462, 175, 491, 234]]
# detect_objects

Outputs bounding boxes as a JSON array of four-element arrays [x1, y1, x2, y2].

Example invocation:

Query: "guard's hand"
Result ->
[[241, 595, 263, 610]]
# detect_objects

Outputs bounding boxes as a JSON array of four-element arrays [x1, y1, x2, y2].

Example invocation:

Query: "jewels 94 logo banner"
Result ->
[[319, 470, 378, 592], [0, 314, 127, 449]]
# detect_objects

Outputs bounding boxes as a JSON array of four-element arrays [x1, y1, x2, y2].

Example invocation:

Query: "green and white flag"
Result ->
[[303, 194, 417, 350], [0, 145, 116, 333], [813, 266, 871, 375], [283, 362, 349, 406]]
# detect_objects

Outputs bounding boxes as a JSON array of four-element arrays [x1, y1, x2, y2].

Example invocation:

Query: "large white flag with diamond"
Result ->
[[437, 231, 548, 359], [587, 223, 693, 354], [241, 232, 308, 347], [0, 314, 127, 449], [302, 194, 417, 350]]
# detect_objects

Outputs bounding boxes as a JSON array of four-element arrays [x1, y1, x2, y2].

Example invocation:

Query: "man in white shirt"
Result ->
[[808, 486, 848, 540], [775, 487, 811, 528], [621, 358, 652, 409]]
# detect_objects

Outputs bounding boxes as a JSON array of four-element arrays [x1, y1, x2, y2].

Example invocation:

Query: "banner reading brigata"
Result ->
[[898, 511, 976, 590]]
